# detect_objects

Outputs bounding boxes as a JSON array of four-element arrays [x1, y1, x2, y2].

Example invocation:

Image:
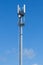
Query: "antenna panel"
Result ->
[[17, 4, 20, 14], [23, 4, 26, 13]]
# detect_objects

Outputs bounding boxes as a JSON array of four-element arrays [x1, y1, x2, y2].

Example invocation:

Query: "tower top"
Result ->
[[17, 4, 26, 18]]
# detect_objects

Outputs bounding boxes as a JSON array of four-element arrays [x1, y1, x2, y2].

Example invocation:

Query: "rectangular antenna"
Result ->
[[17, 4, 20, 14], [24, 4, 26, 13]]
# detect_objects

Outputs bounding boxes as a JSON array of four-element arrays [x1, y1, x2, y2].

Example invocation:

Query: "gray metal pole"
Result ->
[[19, 18, 23, 65], [17, 4, 25, 65]]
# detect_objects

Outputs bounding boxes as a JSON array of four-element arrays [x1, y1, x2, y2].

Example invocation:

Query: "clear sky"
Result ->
[[0, 0, 43, 65]]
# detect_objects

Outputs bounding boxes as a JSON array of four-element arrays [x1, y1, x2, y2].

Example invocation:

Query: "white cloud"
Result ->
[[0, 48, 16, 62], [5, 50, 11, 55], [0, 56, 6, 62], [32, 64, 38, 65], [5, 48, 15, 55], [23, 48, 36, 59]]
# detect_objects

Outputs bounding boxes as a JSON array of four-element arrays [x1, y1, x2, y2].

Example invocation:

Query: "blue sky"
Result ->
[[0, 0, 43, 65]]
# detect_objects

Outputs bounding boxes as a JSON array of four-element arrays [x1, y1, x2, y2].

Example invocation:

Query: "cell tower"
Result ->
[[17, 4, 26, 65]]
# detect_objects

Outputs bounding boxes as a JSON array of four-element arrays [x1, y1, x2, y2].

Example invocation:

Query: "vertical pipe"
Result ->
[[17, 4, 25, 65], [21, 18, 23, 65], [19, 18, 23, 65]]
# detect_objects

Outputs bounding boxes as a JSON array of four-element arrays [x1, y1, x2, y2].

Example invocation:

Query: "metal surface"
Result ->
[[17, 4, 25, 65]]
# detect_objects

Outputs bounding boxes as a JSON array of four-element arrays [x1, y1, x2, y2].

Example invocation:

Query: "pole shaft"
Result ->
[[19, 18, 23, 65]]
